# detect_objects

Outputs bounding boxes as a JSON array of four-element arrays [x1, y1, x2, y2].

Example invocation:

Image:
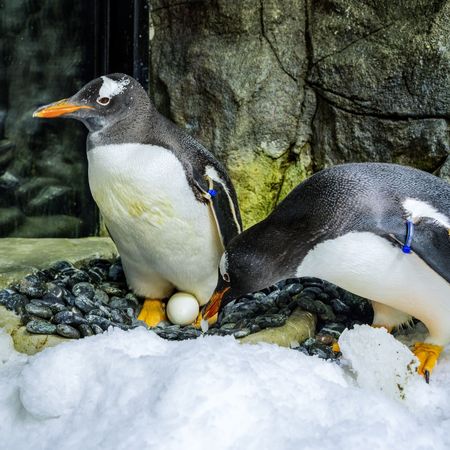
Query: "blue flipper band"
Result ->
[[402, 219, 414, 254], [208, 189, 217, 197]]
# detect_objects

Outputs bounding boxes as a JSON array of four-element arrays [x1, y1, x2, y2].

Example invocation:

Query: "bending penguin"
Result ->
[[203, 163, 450, 380], [33, 73, 242, 327]]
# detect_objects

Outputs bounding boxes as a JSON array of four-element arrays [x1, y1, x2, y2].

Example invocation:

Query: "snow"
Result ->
[[1, 325, 450, 450]]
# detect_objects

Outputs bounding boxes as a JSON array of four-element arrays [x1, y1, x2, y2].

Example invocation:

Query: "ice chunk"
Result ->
[[339, 324, 419, 400]]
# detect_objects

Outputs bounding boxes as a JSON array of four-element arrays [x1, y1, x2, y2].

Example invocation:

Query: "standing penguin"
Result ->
[[33, 73, 242, 326], [203, 163, 450, 380]]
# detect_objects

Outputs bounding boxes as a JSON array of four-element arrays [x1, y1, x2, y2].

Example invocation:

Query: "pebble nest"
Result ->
[[0, 258, 373, 359]]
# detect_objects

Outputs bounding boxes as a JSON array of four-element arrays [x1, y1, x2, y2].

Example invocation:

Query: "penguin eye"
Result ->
[[222, 273, 230, 283], [97, 97, 110, 106]]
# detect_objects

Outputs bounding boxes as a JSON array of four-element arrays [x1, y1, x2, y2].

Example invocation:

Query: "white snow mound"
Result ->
[[339, 325, 419, 400], [0, 326, 449, 450]]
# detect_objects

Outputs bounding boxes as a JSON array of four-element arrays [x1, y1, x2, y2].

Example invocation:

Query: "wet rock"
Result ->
[[78, 323, 94, 337], [92, 289, 109, 305], [72, 282, 95, 299], [74, 295, 97, 313], [26, 319, 56, 335], [52, 311, 86, 326], [91, 324, 104, 335], [99, 283, 125, 297], [56, 324, 80, 339], [24, 185, 75, 216], [24, 303, 52, 319], [17, 274, 46, 297], [108, 262, 124, 282]]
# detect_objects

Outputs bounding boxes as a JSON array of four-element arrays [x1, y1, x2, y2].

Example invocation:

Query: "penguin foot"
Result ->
[[137, 299, 167, 327], [413, 342, 443, 383]]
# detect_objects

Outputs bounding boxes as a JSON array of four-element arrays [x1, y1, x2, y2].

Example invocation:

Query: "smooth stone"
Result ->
[[91, 324, 104, 334], [17, 274, 46, 297], [52, 311, 86, 326], [26, 319, 56, 335], [72, 282, 95, 299], [24, 303, 52, 319], [93, 289, 109, 305], [78, 323, 94, 337], [56, 324, 80, 339], [74, 294, 96, 313]]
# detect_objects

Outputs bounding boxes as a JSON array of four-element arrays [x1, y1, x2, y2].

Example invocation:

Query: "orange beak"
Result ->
[[202, 287, 230, 320], [33, 99, 94, 118]]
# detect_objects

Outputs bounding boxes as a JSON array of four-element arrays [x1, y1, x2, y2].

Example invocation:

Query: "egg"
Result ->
[[166, 292, 200, 326]]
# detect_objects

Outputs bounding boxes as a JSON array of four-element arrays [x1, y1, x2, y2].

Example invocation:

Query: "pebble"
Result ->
[[26, 320, 57, 335], [17, 274, 46, 298], [79, 324, 94, 337], [2, 260, 373, 359], [53, 311, 86, 326], [24, 303, 53, 319], [56, 324, 80, 339], [72, 282, 95, 299]]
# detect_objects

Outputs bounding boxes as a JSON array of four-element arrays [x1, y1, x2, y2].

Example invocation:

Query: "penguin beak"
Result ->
[[33, 99, 94, 118], [202, 287, 230, 320]]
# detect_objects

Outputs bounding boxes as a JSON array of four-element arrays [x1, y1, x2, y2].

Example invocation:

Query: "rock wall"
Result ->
[[0, 0, 97, 237], [149, 0, 450, 227]]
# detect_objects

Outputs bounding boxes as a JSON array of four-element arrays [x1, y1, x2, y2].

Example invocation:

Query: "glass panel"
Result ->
[[0, 0, 98, 237]]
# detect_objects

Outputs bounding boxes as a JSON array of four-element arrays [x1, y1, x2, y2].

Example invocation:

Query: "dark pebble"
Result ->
[[93, 289, 109, 305], [53, 311, 86, 326], [330, 298, 351, 314], [108, 262, 124, 282], [17, 275, 46, 298], [285, 283, 303, 296], [109, 297, 129, 309], [78, 324, 94, 337], [26, 320, 56, 335], [72, 282, 95, 299], [49, 260, 73, 272], [85, 314, 113, 330], [91, 324, 104, 335], [24, 303, 53, 319], [74, 294, 97, 313], [99, 283, 125, 297], [56, 324, 80, 339]]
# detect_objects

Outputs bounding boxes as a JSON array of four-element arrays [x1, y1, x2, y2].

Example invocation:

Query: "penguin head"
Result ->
[[33, 73, 149, 132], [203, 236, 271, 320]]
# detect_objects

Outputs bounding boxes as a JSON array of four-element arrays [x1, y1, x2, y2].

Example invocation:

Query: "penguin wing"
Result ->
[[387, 218, 450, 284], [193, 169, 242, 248]]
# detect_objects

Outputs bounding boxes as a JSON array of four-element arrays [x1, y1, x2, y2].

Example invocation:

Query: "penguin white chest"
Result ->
[[87, 143, 221, 301]]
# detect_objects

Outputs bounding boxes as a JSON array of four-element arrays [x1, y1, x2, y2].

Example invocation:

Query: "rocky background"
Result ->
[[149, 0, 450, 227], [0, 0, 97, 238]]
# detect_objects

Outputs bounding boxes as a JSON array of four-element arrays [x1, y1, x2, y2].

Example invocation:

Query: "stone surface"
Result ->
[[239, 309, 316, 347], [0, 237, 117, 289], [0, 305, 66, 355], [150, 0, 450, 227]]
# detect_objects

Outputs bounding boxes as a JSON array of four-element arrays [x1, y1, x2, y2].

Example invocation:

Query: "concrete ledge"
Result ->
[[0, 237, 117, 289]]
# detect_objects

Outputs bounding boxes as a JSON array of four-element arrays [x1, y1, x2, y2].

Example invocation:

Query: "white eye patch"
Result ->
[[99, 76, 130, 99]]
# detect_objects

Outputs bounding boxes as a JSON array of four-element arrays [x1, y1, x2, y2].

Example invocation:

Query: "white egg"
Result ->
[[166, 292, 200, 326]]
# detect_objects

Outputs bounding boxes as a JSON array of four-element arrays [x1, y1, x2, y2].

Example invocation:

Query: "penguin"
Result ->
[[33, 73, 242, 327], [202, 163, 450, 380]]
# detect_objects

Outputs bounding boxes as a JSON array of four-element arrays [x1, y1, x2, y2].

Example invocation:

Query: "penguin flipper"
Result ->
[[194, 173, 242, 249], [389, 218, 450, 285]]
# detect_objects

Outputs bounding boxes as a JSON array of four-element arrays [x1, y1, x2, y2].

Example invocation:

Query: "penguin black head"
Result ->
[[202, 232, 274, 320], [33, 73, 149, 132]]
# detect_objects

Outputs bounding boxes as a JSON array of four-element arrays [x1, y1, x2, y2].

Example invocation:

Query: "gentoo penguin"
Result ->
[[33, 73, 242, 326], [203, 163, 450, 380]]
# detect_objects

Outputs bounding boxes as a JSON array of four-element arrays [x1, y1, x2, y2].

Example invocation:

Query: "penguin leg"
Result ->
[[371, 301, 412, 332], [138, 299, 167, 327]]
